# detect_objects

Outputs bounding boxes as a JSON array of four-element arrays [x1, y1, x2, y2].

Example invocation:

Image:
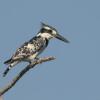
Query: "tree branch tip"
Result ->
[[0, 56, 56, 96]]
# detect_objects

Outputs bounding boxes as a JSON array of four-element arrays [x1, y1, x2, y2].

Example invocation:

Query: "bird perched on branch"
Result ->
[[3, 23, 69, 77]]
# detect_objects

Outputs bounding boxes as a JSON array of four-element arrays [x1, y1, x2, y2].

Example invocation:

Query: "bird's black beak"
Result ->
[[55, 33, 69, 43]]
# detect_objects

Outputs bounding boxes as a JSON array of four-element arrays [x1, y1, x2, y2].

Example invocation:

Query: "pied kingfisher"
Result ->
[[3, 23, 69, 77]]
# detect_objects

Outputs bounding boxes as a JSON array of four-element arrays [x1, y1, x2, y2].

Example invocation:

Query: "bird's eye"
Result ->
[[40, 28, 45, 33], [48, 30, 52, 33]]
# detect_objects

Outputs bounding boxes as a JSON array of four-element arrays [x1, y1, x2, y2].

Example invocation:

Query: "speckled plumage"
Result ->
[[3, 23, 69, 77], [3, 36, 49, 77], [5, 36, 48, 64]]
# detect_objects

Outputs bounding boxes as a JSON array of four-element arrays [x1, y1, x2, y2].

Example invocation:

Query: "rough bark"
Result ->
[[0, 56, 55, 96]]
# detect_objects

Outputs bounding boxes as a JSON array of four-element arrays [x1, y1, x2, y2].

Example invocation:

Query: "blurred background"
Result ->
[[0, 0, 99, 100]]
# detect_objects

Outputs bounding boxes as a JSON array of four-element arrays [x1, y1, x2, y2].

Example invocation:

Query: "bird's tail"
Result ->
[[3, 60, 20, 77], [3, 66, 11, 77]]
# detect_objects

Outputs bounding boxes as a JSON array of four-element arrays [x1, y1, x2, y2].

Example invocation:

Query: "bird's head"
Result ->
[[37, 23, 69, 43]]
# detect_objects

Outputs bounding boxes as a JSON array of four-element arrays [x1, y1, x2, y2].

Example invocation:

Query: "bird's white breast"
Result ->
[[24, 44, 39, 61], [28, 52, 38, 60]]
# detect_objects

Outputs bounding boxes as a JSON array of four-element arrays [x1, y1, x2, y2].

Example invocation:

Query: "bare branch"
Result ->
[[0, 56, 55, 96], [0, 96, 3, 100]]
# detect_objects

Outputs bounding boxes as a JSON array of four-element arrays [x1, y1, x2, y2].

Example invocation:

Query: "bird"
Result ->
[[3, 23, 69, 77]]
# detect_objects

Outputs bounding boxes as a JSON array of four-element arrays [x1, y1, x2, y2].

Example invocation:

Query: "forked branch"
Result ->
[[0, 56, 55, 96]]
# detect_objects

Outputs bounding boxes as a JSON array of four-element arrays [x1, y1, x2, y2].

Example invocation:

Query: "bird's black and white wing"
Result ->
[[4, 36, 48, 64]]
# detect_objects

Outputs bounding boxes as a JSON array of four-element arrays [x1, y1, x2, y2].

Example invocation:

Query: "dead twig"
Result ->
[[0, 56, 55, 96], [0, 96, 3, 100]]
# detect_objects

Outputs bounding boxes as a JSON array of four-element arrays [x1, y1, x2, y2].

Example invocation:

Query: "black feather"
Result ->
[[4, 58, 12, 64], [3, 67, 10, 77]]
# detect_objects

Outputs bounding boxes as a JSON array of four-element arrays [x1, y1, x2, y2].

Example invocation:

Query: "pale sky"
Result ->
[[0, 0, 99, 100]]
